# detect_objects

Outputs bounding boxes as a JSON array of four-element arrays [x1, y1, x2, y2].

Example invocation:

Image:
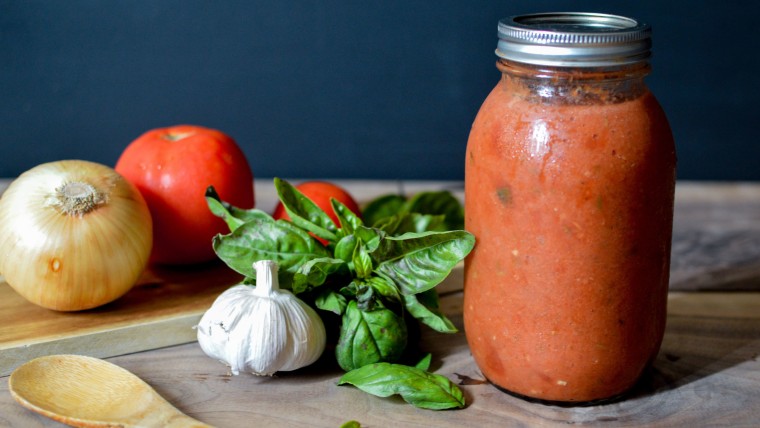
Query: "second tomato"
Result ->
[[273, 181, 361, 227]]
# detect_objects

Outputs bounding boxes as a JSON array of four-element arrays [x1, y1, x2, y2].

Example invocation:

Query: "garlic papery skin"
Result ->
[[196, 260, 327, 376], [0, 160, 153, 311]]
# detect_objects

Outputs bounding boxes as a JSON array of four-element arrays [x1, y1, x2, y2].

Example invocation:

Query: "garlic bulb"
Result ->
[[197, 260, 326, 375], [0, 160, 153, 311]]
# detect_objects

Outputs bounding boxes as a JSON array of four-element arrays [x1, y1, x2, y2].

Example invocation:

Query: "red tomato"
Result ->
[[115, 125, 254, 265], [273, 181, 361, 228]]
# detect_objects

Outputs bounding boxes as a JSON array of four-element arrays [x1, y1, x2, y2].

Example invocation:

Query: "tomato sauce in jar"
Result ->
[[463, 13, 676, 403]]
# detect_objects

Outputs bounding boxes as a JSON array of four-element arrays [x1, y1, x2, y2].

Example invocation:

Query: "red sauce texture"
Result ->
[[463, 68, 676, 402]]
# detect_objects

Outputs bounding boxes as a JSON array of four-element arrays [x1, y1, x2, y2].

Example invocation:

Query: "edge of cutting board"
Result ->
[[0, 262, 242, 376]]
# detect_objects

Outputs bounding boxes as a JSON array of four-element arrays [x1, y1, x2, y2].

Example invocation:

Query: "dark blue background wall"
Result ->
[[2, 1, 758, 181]]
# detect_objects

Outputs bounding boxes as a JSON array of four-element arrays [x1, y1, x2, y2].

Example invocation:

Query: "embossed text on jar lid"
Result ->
[[496, 12, 652, 67]]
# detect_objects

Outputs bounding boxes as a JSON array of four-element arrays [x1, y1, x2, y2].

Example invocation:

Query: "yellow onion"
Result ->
[[0, 160, 152, 311]]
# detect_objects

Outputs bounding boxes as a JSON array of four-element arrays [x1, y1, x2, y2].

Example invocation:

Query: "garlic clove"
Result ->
[[197, 260, 326, 376]]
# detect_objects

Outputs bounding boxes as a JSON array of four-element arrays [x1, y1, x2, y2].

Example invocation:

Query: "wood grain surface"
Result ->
[[669, 182, 760, 292], [1, 180, 759, 427]]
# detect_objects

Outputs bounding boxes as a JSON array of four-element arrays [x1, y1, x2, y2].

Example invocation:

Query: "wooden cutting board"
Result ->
[[0, 262, 243, 376]]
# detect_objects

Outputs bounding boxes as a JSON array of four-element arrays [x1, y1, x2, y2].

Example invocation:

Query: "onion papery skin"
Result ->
[[0, 160, 153, 311]]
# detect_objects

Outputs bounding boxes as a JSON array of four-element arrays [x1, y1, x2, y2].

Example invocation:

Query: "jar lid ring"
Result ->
[[496, 12, 652, 67]]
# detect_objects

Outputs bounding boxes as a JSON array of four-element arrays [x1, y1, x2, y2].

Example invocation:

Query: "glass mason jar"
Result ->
[[463, 12, 677, 403]]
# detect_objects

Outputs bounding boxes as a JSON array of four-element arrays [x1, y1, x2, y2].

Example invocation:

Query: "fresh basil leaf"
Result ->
[[354, 226, 383, 252], [415, 353, 432, 371], [365, 276, 401, 303], [353, 244, 373, 279], [338, 281, 359, 299], [212, 218, 330, 288], [341, 280, 381, 311], [405, 213, 448, 233], [363, 194, 406, 228], [332, 198, 363, 235], [274, 177, 338, 243], [370, 215, 401, 234], [337, 362, 465, 410], [363, 190, 464, 233], [405, 191, 465, 231], [403, 290, 457, 333], [354, 281, 375, 310], [336, 301, 408, 371], [372, 230, 475, 295], [315, 289, 348, 315], [380, 213, 448, 235], [293, 257, 346, 294], [206, 186, 271, 232], [334, 235, 358, 264]]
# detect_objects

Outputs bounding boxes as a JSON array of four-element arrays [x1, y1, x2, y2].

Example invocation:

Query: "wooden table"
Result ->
[[1, 179, 759, 427]]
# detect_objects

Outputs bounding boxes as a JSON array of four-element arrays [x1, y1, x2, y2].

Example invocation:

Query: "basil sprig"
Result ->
[[338, 359, 466, 410], [206, 179, 474, 410]]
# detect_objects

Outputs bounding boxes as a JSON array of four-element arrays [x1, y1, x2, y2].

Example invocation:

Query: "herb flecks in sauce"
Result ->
[[496, 186, 512, 206]]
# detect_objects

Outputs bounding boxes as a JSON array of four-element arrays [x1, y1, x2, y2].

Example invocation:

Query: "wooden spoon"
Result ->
[[8, 354, 213, 427]]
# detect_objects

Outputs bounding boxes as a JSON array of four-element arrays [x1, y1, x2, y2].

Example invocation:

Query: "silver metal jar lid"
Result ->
[[496, 12, 652, 67]]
